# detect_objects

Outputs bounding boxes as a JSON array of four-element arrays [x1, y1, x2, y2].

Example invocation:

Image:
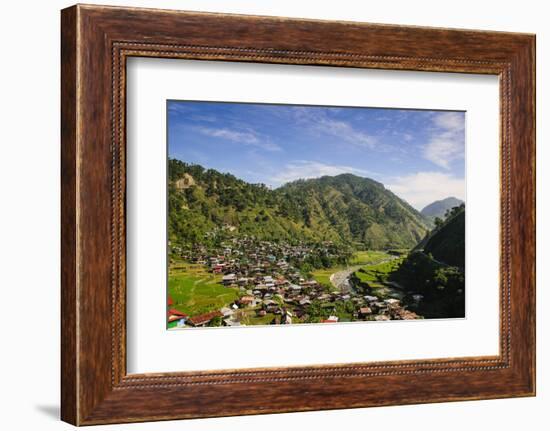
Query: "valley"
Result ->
[[167, 159, 466, 328]]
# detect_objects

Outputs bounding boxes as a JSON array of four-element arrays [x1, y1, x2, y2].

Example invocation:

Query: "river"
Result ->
[[328, 257, 401, 295], [329, 265, 364, 293]]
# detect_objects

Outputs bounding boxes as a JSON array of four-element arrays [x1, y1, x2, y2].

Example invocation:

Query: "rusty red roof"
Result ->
[[168, 309, 188, 318], [188, 311, 223, 326]]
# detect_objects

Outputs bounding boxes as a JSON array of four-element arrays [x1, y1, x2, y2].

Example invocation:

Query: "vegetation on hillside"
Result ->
[[168, 159, 430, 252], [423, 204, 465, 268], [389, 204, 466, 318]]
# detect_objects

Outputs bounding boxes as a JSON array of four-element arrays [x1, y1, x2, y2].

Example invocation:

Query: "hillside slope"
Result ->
[[390, 205, 466, 318], [423, 205, 465, 268], [277, 174, 429, 249], [168, 159, 430, 250]]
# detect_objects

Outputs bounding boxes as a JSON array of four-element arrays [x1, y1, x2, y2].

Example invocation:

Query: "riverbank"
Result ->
[[329, 265, 363, 292], [311, 250, 394, 291]]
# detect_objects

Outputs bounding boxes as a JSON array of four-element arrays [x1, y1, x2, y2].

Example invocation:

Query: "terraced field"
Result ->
[[168, 262, 239, 316], [353, 257, 405, 299], [312, 250, 393, 289], [349, 250, 394, 265]]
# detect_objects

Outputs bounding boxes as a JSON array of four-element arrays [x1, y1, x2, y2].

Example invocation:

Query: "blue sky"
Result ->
[[168, 101, 465, 210]]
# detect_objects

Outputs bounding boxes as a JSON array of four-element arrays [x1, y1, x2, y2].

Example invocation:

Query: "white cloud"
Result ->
[[196, 127, 281, 152], [423, 138, 463, 169], [168, 103, 218, 123], [423, 112, 465, 169], [271, 160, 372, 186], [292, 107, 378, 149], [198, 127, 258, 143], [402, 133, 414, 142], [386, 171, 465, 210], [433, 111, 464, 130]]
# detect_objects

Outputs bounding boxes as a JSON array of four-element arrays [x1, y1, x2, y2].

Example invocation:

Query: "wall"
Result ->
[[0, 0, 546, 429]]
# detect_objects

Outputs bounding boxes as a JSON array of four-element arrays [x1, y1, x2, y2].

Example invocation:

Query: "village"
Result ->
[[167, 236, 421, 328]]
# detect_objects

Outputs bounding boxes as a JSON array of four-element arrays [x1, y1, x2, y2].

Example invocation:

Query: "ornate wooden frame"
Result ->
[[61, 4, 535, 425]]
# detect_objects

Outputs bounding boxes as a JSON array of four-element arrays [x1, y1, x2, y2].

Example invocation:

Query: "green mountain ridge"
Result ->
[[168, 159, 431, 250], [392, 204, 466, 318]]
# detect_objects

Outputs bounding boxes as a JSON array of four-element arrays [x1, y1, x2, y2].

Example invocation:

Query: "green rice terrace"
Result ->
[[352, 257, 406, 300], [168, 262, 239, 317]]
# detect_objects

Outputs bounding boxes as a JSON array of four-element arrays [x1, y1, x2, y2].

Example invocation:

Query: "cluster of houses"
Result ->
[[168, 238, 420, 328], [356, 296, 421, 321]]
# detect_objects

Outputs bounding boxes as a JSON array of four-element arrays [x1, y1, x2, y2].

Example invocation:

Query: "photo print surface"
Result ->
[[167, 101, 465, 329]]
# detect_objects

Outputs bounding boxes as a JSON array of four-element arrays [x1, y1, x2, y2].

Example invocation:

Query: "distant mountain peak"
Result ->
[[421, 197, 464, 220]]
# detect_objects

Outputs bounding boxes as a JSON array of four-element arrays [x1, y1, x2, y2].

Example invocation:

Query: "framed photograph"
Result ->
[[61, 4, 535, 425]]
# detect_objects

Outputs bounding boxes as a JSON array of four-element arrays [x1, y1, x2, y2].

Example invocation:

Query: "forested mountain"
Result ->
[[422, 204, 465, 268], [391, 205, 466, 318], [168, 159, 430, 250], [277, 174, 430, 249], [421, 197, 464, 221]]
